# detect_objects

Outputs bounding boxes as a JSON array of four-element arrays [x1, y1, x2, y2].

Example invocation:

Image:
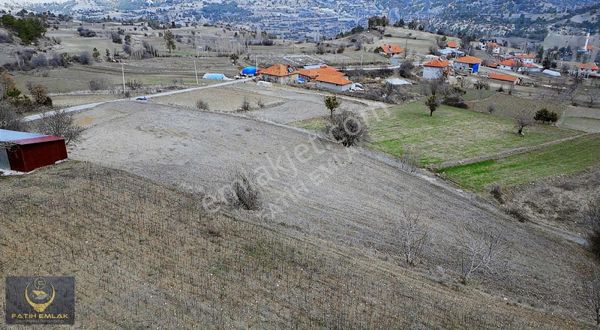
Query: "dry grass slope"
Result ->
[[0, 162, 589, 328]]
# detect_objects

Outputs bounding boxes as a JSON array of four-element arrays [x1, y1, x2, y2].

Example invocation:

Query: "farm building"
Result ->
[[423, 58, 450, 80], [0, 129, 68, 172], [315, 74, 353, 92], [515, 53, 536, 64], [577, 63, 599, 78], [454, 56, 482, 74], [203, 73, 228, 80], [377, 44, 404, 56], [296, 65, 344, 82], [498, 59, 519, 71], [488, 72, 520, 85], [259, 64, 298, 84]]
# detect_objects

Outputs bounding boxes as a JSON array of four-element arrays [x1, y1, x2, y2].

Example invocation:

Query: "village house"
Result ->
[[447, 40, 459, 49], [577, 62, 599, 78], [453, 56, 482, 74], [486, 42, 501, 54], [422, 58, 450, 80], [377, 44, 404, 56], [498, 59, 520, 71], [515, 53, 536, 65], [259, 64, 298, 84], [488, 72, 520, 85], [315, 74, 354, 92]]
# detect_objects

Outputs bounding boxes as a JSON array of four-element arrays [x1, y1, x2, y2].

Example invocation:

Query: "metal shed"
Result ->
[[0, 129, 68, 172]]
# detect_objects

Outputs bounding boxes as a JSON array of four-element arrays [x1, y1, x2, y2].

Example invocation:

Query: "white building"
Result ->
[[315, 75, 353, 92], [422, 58, 450, 80]]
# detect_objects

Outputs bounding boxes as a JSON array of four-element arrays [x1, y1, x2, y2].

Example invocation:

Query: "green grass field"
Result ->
[[366, 101, 577, 166], [438, 134, 600, 191]]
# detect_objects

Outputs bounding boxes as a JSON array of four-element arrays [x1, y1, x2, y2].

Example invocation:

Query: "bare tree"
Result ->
[[395, 209, 430, 266], [455, 224, 507, 284], [36, 110, 85, 145], [515, 112, 533, 136], [0, 102, 27, 131]]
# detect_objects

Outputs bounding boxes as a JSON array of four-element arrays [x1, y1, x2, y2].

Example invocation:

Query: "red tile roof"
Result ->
[[499, 59, 517, 67], [447, 40, 458, 48], [489, 72, 518, 83], [315, 74, 352, 86], [424, 59, 450, 68], [297, 65, 344, 79], [380, 44, 404, 55], [259, 64, 296, 77], [578, 62, 599, 71], [456, 56, 482, 64], [515, 53, 535, 59]]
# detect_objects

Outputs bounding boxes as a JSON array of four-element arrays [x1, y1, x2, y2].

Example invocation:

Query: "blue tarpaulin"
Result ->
[[241, 66, 257, 76]]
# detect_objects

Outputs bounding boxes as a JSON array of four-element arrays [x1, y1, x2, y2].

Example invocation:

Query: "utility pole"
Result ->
[[121, 62, 126, 94], [194, 57, 199, 85]]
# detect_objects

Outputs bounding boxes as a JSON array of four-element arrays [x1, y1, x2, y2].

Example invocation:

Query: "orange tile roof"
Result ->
[[578, 62, 599, 71], [380, 44, 404, 55], [260, 64, 296, 77], [456, 56, 482, 64], [297, 65, 344, 79], [315, 74, 352, 86], [499, 59, 517, 67], [586, 45, 593, 51], [447, 40, 458, 48], [515, 53, 535, 59], [424, 58, 450, 68], [487, 42, 500, 48], [489, 72, 518, 82]]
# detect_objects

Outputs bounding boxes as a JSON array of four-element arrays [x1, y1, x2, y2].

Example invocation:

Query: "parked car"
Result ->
[[136, 96, 148, 101]]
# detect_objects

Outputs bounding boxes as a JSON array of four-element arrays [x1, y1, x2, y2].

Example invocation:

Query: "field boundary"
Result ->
[[436, 133, 591, 170]]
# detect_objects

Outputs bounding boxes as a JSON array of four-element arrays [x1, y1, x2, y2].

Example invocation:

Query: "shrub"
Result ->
[[534, 108, 558, 124], [89, 78, 109, 91], [239, 98, 251, 111], [442, 95, 468, 108], [487, 104, 496, 114], [30, 54, 48, 68], [77, 27, 97, 37], [35, 110, 84, 145], [0, 30, 14, 43], [28, 83, 52, 106], [398, 61, 414, 78], [490, 185, 503, 203], [0, 101, 27, 131], [231, 171, 261, 210], [326, 110, 368, 147], [125, 80, 143, 90], [257, 99, 265, 108], [111, 32, 122, 44], [196, 99, 209, 110]]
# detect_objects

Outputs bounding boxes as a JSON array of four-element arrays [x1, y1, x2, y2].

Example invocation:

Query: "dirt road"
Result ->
[[71, 101, 592, 320]]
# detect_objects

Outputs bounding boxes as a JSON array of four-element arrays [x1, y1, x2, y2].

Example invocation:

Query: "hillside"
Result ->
[[0, 161, 591, 328]]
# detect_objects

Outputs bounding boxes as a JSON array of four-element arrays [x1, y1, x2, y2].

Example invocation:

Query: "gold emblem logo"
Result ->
[[24, 277, 56, 313]]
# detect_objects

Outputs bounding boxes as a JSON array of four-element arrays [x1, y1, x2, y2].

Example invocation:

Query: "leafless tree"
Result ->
[[515, 112, 533, 136], [455, 224, 507, 284], [0, 102, 27, 131], [36, 110, 85, 145], [395, 209, 430, 266]]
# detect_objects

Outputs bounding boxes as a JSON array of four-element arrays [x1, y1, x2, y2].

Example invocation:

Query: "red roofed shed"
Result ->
[[0, 129, 68, 172]]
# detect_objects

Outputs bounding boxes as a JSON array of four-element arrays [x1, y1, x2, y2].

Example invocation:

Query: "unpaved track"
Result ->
[[71, 101, 592, 320], [228, 84, 387, 123]]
